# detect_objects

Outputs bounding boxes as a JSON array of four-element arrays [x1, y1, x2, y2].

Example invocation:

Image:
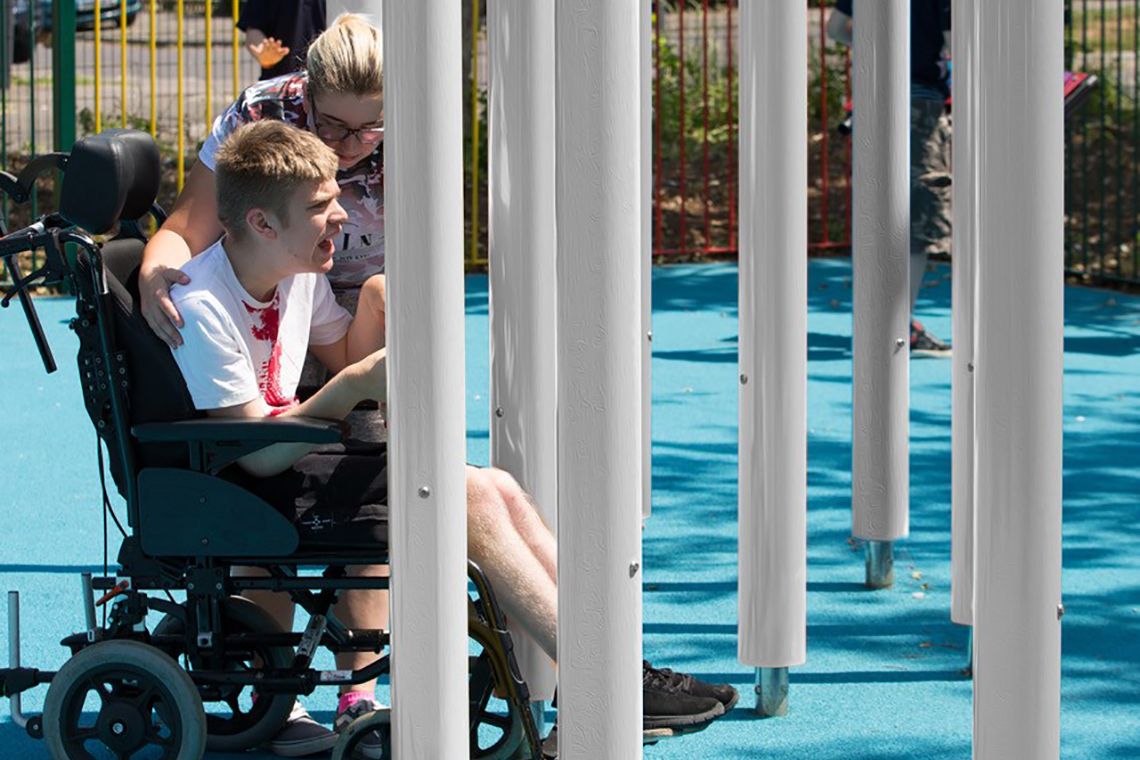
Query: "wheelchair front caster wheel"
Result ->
[[152, 595, 294, 752], [42, 639, 207, 760], [332, 708, 391, 760]]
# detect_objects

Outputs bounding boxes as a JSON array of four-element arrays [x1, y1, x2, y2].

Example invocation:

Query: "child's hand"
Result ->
[[252, 37, 290, 69]]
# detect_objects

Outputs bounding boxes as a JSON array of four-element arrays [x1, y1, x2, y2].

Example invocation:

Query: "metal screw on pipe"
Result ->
[[495, 407, 504, 418], [629, 561, 640, 578], [894, 338, 907, 352], [418, 486, 431, 499], [1057, 603, 1065, 620], [740, 374, 749, 385]]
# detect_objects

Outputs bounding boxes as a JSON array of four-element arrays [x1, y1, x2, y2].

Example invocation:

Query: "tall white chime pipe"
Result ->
[[737, 0, 808, 718], [972, 2, 1064, 758], [641, 0, 654, 524], [851, 0, 911, 588], [555, 0, 644, 757], [950, 0, 978, 629], [488, 0, 558, 709], [382, 1, 469, 757]]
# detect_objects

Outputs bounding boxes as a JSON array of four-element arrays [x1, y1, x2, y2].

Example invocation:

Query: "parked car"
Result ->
[[10, 0, 142, 63]]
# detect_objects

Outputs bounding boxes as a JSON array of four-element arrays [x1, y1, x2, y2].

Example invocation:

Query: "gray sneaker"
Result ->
[[334, 697, 390, 760], [268, 701, 339, 757]]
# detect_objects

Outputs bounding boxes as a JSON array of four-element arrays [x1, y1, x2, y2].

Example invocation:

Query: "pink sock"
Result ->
[[338, 691, 372, 714]]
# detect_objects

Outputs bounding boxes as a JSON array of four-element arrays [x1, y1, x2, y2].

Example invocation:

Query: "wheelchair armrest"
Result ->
[[132, 416, 345, 444], [133, 416, 346, 474]]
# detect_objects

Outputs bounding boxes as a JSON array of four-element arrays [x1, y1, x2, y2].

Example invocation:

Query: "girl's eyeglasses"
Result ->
[[314, 121, 384, 145]]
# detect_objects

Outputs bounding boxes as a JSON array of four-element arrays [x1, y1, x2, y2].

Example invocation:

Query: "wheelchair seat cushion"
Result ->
[[220, 442, 389, 552]]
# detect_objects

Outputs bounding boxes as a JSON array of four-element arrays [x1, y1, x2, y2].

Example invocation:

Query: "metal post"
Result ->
[[7, 591, 28, 728], [973, 2, 1064, 758], [555, 0, 644, 756], [81, 572, 97, 637], [964, 626, 974, 677], [640, 0, 653, 524], [737, 0, 807, 717], [754, 667, 789, 718], [120, 0, 127, 128], [950, 0, 978, 628], [52, 0, 77, 152], [0, 0, 9, 93], [864, 540, 894, 589], [382, 1, 469, 757], [851, 0, 910, 587], [487, 0, 557, 704]]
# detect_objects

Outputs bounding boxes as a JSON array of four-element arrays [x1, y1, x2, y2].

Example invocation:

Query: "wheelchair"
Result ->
[[0, 129, 544, 760]]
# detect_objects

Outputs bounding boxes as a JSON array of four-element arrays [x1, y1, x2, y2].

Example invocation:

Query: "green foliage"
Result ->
[[654, 28, 736, 163], [809, 45, 847, 131], [78, 107, 154, 137]]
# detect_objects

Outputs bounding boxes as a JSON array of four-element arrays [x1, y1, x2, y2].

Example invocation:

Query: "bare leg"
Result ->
[[466, 467, 558, 662], [234, 564, 390, 698], [347, 275, 387, 364], [335, 273, 390, 694], [332, 565, 390, 697], [234, 566, 294, 633], [484, 468, 557, 585]]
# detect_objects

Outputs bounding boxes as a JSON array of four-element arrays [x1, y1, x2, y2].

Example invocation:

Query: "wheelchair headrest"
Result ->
[[59, 129, 161, 234]]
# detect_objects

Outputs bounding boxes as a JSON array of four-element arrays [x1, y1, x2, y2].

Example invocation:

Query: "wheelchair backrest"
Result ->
[[59, 129, 162, 235], [58, 131, 199, 505]]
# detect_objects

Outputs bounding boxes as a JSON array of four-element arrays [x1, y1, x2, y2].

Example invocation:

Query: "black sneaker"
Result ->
[[910, 319, 951, 357], [642, 660, 725, 731], [642, 660, 739, 712], [333, 697, 390, 760]]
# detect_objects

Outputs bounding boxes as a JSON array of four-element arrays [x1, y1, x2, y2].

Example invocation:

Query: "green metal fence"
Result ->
[[0, 0, 256, 197]]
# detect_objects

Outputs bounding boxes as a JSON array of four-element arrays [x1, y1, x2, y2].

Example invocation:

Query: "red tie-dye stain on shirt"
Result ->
[[243, 293, 298, 415]]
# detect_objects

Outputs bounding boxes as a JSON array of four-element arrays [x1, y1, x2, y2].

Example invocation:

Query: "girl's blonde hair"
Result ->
[[306, 14, 383, 99]]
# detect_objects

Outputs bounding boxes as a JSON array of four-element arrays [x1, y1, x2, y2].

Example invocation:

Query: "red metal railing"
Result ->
[[652, 0, 852, 258]]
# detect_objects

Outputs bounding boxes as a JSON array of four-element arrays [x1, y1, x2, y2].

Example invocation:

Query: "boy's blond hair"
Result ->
[[214, 121, 339, 238], [306, 13, 383, 100]]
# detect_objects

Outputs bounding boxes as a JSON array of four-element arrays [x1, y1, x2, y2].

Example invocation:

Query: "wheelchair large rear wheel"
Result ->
[[153, 596, 294, 752], [42, 639, 207, 760], [468, 628, 531, 760]]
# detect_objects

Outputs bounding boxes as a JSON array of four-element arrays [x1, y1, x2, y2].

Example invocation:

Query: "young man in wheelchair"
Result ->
[[168, 120, 737, 755]]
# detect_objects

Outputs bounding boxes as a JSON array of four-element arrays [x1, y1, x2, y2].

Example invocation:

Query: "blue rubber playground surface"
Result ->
[[1, 260, 1138, 758]]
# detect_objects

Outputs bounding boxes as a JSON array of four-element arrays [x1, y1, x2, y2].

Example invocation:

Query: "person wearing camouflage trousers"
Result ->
[[830, 0, 954, 355]]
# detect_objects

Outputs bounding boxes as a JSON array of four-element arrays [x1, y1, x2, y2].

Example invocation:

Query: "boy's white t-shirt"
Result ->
[[169, 240, 353, 412]]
